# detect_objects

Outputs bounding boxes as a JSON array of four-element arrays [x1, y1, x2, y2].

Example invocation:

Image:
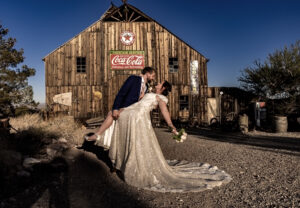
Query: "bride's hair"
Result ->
[[162, 81, 172, 96]]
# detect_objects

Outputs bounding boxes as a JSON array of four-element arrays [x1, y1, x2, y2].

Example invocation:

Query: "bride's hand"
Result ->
[[172, 128, 179, 135]]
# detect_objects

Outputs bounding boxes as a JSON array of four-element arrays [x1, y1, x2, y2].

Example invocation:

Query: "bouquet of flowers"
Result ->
[[173, 128, 188, 143]]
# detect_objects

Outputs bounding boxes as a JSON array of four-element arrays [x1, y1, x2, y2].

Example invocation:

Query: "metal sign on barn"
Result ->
[[53, 92, 72, 106], [110, 50, 145, 70], [120, 31, 136, 46], [190, 60, 199, 95]]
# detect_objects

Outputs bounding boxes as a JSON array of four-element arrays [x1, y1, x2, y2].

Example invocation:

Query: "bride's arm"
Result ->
[[156, 96, 177, 134]]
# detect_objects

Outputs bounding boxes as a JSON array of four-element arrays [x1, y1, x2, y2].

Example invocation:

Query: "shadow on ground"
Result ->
[[1, 129, 148, 208], [65, 143, 148, 208], [161, 127, 300, 156], [1, 157, 70, 208]]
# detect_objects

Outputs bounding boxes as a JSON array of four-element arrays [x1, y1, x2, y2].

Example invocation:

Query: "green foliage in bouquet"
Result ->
[[173, 128, 187, 142]]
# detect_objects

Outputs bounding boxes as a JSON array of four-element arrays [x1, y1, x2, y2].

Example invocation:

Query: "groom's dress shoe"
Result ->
[[76, 139, 95, 150]]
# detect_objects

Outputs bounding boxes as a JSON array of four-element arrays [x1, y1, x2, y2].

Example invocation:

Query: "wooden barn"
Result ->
[[43, 1, 209, 125]]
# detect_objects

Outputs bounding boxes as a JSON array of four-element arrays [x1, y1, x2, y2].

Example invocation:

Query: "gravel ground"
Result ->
[[4, 127, 300, 208]]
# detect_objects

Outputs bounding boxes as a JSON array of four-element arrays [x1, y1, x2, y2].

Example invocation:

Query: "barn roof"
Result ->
[[43, 2, 208, 61], [100, 3, 153, 22]]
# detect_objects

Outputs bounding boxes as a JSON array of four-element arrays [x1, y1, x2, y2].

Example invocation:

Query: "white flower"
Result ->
[[181, 135, 187, 140]]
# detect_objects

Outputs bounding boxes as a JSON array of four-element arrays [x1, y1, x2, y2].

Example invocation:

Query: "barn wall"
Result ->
[[44, 21, 208, 123]]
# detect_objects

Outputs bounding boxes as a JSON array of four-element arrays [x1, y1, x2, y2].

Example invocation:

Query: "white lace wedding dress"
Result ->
[[101, 93, 232, 192]]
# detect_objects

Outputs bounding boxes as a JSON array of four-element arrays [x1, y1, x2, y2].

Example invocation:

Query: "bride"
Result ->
[[88, 81, 231, 192]]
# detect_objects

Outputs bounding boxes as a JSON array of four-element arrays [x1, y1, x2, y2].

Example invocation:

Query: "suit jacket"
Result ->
[[112, 75, 148, 110]]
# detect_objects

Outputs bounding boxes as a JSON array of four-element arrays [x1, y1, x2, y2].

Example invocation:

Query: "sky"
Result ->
[[1, 0, 300, 103]]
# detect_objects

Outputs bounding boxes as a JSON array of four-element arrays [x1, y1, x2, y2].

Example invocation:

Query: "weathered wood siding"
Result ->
[[44, 21, 208, 123]]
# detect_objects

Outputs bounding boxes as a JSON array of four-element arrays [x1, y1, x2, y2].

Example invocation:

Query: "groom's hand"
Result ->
[[112, 110, 120, 120]]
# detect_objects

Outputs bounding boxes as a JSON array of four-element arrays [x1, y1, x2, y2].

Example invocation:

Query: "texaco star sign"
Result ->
[[120, 31, 135, 46]]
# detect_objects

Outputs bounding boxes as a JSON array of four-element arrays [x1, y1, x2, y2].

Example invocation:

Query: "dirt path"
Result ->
[[27, 128, 300, 208]]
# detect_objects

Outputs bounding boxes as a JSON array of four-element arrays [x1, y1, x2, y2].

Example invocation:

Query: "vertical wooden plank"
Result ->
[[104, 23, 108, 83], [83, 85, 87, 118], [168, 33, 172, 84], [83, 31, 88, 86], [51, 54, 55, 87], [146, 32, 152, 67], [89, 27, 94, 86], [142, 22, 148, 66], [57, 48, 63, 86], [79, 86, 83, 117], [186, 45, 190, 86], [75, 35, 80, 86], [163, 32, 169, 82], [134, 22, 139, 50], [151, 22, 156, 70], [66, 43, 71, 86], [140, 22, 144, 52], [94, 25, 99, 87], [111, 22, 115, 50], [137, 22, 142, 74], [158, 31, 164, 82], [95, 24, 99, 85], [45, 57, 49, 87], [53, 52, 58, 87], [115, 22, 119, 50], [155, 24, 161, 82], [181, 43, 186, 86], [71, 39, 76, 86], [99, 22, 104, 85], [174, 36, 179, 84]]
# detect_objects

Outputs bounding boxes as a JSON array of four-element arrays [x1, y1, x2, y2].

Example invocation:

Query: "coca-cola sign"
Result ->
[[110, 51, 145, 70]]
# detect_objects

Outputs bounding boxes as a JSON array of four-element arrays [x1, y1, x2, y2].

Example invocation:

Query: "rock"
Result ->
[[58, 138, 68, 143], [23, 157, 41, 168], [46, 147, 58, 158], [17, 170, 31, 177], [46, 143, 66, 157], [62, 147, 82, 160]]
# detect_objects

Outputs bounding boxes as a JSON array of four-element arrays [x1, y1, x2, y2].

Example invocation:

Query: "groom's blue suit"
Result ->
[[112, 75, 148, 111]]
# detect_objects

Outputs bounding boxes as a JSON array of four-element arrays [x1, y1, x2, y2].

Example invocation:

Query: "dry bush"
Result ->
[[10, 114, 86, 146]]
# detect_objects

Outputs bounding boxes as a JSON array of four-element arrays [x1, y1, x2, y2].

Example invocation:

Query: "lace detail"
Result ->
[[126, 93, 167, 112]]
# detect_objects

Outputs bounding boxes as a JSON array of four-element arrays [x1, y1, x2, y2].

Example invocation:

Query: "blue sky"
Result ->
[[1, 0, 300, 103]]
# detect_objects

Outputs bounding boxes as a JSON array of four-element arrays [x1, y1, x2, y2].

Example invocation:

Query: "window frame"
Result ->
[[169, 57, 179, 73], [179, 95, 189, 110], [76, 57, 86, 73]]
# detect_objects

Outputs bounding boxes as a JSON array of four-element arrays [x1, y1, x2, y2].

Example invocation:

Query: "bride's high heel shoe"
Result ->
[[84, 132, 101, 142], [77, 132, 101, 150]]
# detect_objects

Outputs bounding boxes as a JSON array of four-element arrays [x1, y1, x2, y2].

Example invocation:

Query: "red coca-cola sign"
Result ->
[[110, 51, 145, 70]]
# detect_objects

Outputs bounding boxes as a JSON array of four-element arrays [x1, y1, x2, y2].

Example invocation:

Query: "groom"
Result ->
[[86, 66, 156, 141], [112, 66, 156, 120]]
